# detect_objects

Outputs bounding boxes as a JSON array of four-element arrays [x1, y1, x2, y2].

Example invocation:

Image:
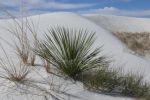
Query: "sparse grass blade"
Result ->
[[3, 15, 40, 66]]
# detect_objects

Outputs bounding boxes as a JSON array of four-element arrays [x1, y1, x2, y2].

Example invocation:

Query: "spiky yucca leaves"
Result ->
[[35, 27, 108, 79]]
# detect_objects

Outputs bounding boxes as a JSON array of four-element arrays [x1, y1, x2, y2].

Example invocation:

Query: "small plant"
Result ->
[[84, 67, 150, 99], [83, 67, 121, 92], [120, 73, 150, 98], [35, 27, 108, 79]]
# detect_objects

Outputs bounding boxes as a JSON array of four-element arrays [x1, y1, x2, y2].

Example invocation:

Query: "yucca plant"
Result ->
[[35, 27, 108, 79]]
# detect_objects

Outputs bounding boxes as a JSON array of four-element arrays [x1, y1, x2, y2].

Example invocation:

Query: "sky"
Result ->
[[0, 0, 150, 18]]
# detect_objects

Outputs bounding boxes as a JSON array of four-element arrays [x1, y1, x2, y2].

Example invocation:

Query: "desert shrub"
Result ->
[[35, 27, 108, 79], [83, 67, 120, 92], [114, 32, 150, 56], [120, 73, 150, 98], [84, 67, 150, 99]]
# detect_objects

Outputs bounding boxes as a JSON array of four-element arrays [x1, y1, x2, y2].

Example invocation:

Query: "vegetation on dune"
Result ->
[[83, 67, 121, 92], [35, 27, 108, 79], [35, 26, 150, 99], [1, 3, 150, 99], [1, 19, 150, 100]]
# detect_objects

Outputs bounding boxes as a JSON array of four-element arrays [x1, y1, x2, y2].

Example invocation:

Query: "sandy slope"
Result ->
[[0, 12, 149, 100], [85, 14, 150, 32]]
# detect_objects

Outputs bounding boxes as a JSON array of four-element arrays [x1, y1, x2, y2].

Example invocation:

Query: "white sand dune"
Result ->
[[85, 14, 150, 32], [0, 12, 150, 100]]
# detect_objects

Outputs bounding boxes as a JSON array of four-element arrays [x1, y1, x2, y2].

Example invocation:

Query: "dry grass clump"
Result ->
[[0, 63, 30, 83], [0, 49, 30, 83], [114, 32, 150, 56]]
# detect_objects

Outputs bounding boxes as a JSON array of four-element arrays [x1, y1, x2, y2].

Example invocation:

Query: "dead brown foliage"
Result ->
[[114, 32, 150, 56]]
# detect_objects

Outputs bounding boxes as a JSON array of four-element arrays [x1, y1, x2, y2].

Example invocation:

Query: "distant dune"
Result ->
[[85, 14, 150, 32]]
